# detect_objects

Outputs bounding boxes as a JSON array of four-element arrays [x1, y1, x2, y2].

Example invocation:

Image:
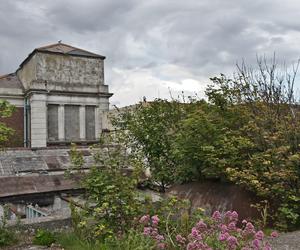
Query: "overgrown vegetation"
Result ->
[[32, 229, 56, 246], [113, 57, 300, 231], [0, 205, 18, 247], [0, 100, 15, 147], [63, 57, 300, 249]]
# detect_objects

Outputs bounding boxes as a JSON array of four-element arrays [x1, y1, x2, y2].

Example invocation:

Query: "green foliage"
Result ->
[[104, 229, 157, 250], [0, 100, 15, 146], [56, 230, 156, 250], [55, 232, 103, 250], [0, 205, 18, 247], [115, 99, 203, 191], [33, 229, 56, 246], [112, 59, 300, 230], [70, 134, 143, 242]]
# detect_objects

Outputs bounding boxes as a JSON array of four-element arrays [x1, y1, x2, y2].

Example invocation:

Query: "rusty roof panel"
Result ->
[[0, 73, 23, 90], [0, 175, 80, 198]]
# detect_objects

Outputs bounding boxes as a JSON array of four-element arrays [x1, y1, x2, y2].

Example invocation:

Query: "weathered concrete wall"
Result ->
[[17, 54, 37, 90], [17, 52, 106, 95], [9, 215, 72, 232], [35, 53, 104, 92]]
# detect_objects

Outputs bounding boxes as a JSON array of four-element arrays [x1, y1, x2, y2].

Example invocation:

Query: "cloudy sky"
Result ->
[[1, 0, 300, 106]]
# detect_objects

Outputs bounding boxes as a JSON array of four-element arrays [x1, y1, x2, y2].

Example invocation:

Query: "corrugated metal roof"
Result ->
[[0, 175, 80, 198], [0, 73, 23, 89]]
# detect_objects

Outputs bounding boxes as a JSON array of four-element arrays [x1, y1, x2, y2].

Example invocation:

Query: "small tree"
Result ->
[[115, 99, 193, 192], [70, 132, 143, 241], [0, 100, 15, 146], [203, 56, 300, 230]]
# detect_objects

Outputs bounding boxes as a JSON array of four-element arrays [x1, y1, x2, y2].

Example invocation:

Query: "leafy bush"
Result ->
[[113, 58, 300, 230], [0, 227, 16, 247], [70, 135, 143, 242], [0, 205, 18, 247], [33, 229, 56, 246]]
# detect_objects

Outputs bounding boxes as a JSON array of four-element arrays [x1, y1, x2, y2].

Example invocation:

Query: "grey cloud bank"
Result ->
[[1, 0, 300, 106]]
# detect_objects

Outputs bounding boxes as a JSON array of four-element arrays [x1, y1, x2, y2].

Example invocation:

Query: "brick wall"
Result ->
[[0, 107, 24, 147]]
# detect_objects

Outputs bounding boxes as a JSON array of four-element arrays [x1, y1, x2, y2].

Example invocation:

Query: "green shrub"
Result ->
[[0, 227, 16, 247], [33, 229, 56, 246], [0, 204, 18, 247]]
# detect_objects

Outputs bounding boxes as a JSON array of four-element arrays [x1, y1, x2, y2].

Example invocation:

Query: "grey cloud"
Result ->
[[1, 0, 300, 105]]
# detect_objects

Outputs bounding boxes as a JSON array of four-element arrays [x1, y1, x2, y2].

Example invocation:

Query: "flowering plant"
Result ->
[[139, 210, 278, 250]]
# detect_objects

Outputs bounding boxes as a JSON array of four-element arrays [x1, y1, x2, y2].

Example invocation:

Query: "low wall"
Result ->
[[8, 215, 72, 232], [167, 181, 261, 221]]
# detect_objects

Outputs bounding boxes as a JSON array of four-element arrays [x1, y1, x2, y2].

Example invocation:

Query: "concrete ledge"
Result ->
[[8, 214, 72, 231]]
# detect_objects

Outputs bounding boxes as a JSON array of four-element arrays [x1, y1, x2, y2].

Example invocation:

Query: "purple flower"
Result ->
[[243, 222, 255, 235], [245, 222, 254, 230], [242, 219, 247, 224], [263, 242, 272, 250], [187, 242, 197, 250], [220, 224, 228, 233], [228, 222, 236, 231], [176, 234, 186, 245], [255, 230, 264, 240], [155, 234, 164, 242], [143, 227, 151, 236], [225, 211, 232, 218], [252, 239, 260, 248], [157, 243, 166, 249], [196, 220, 207, 231], [231, 211, 238, 221], [151, 227, 158, 237], [139, 215, 150, 224], [151, 215, 160, 226], [271, 231, 278, 238], [212, 211, 222, 221], [227, 236, 238, 249], [219, 232, 230, 241]]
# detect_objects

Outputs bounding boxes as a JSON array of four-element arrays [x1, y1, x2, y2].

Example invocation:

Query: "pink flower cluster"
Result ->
[[139, 214, 166, 249], [139, 211, 278, 250]]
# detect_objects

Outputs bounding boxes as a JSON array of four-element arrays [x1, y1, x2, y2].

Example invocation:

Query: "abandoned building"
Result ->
[[0, 43, 113, 223], [0, 42, 113, 148]]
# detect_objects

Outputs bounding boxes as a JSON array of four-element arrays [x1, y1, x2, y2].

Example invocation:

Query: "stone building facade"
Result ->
[[0, 43, 113, 148]]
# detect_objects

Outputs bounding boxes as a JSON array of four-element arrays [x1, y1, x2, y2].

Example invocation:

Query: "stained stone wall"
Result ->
[[86, 106, 95, 140], [64, 105, 80, 141], [47, 104, 58, 141]]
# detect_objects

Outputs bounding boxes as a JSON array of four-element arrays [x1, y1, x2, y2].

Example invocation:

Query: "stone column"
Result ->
[[30, 93, 47, 148], [58, 104, 65, 141], [79, 105, 86, 140]]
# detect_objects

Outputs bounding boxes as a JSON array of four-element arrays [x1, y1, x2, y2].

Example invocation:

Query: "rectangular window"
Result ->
[[47, 104, 58, 141], [86, 106, 95, 140], [65, 105, 80, 141]]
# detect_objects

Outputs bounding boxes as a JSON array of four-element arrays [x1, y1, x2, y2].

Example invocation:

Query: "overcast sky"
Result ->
[[1, 0, 300, 106]]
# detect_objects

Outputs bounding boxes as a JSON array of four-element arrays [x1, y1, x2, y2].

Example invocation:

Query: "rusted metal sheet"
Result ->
[[0, 175, 80, 198], [167, 181, 261, 221], [0, 73, 23, 89]]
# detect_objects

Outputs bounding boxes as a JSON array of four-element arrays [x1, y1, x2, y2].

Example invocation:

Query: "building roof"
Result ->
[[0, 175, 80, 198], [19, 42, 106, 68], [36, 43, 105, 59], [0, 73, 23, 90]]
